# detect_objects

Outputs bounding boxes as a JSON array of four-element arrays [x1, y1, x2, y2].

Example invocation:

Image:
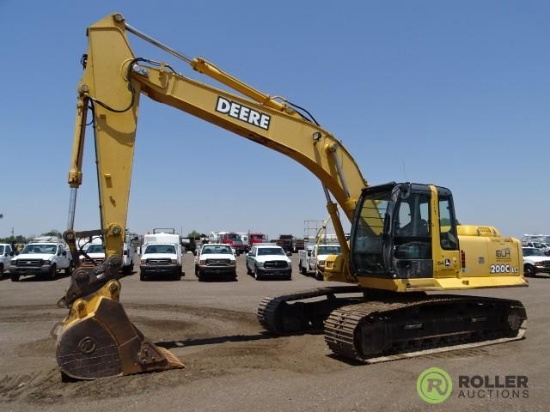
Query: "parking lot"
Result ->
[[1, 252, 549, 411]]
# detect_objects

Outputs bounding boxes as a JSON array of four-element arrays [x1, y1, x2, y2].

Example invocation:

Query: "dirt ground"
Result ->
[[1, 254, 549, 412]]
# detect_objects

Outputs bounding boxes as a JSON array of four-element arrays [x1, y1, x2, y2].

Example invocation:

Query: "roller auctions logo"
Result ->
[[416, 367, 530, 404], [417, 367, 453, 404]]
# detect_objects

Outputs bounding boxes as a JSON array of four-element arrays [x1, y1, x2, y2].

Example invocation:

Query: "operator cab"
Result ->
[[350, 182, 459, 279]]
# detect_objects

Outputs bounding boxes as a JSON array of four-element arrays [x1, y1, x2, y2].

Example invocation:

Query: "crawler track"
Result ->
[[258, 289, 527, 363], [324, 294, 527, 362], [257, 286, 364, 334]]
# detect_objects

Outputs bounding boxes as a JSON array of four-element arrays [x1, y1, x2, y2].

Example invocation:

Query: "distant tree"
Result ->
[[187, 230, 203, 240], [185, 230, 209, 253], [42, 230, 62, 238], [0, 235, 26, 244], [127, 231, 140, 242]]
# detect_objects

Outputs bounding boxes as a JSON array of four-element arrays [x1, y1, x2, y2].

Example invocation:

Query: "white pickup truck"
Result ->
[[298, 243, 341, 280], [0, 243, 15, 275], [9, 237, 73, 281]]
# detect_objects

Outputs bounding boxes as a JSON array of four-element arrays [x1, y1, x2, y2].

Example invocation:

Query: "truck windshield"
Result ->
[[317, 245, 341, 255], [258, 248, 285, 256], [86, 244, 105, 253], [203, 246, 232, 254], [22, 245, 57, 254], [145, 245, 175, 254], [523, 248, 544, 257]]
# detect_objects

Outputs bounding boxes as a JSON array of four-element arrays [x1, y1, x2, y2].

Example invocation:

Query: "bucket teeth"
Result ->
[[157, 346, 185, 369]]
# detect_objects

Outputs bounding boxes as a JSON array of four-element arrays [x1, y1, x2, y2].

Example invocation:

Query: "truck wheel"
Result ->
[[48, 264, 57, 281], [11, 273, 20, 282], [314, 271, 323, 281], [140, 272, 147, 281], [299, 263, 306, 275], [0, 263, 3, 276], [122, 264, 134, 275], [524, 264, 535, 277], [254, 269, 262, 281]]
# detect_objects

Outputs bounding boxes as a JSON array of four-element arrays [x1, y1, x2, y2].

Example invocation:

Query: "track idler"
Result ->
[[54, 279, 184, 380]]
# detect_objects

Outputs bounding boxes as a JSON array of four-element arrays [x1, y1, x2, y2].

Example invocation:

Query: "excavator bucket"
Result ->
[[55, 280, 184, 380]]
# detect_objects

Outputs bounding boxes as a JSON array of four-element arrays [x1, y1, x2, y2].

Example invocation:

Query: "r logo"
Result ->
[[417, 367, 453, 404]]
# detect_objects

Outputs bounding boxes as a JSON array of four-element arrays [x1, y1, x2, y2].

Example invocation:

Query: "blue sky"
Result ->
[[1, 1, 548, 241]]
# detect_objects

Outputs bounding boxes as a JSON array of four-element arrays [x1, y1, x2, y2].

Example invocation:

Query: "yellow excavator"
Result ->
[[57, 12, 528, 380]]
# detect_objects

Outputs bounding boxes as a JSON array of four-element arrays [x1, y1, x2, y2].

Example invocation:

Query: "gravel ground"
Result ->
[[0, 253, 548, 412]]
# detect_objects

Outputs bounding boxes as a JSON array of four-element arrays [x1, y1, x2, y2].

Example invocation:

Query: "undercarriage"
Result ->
[[257, 286, 527, 363]]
